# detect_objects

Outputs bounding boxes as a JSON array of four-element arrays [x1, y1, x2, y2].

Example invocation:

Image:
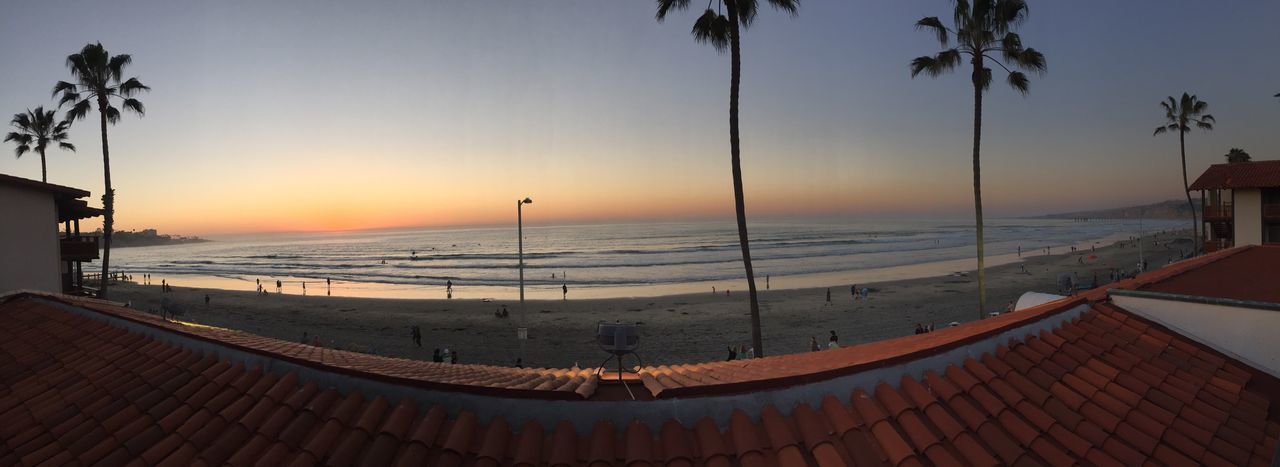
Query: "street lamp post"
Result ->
[[517, 197, 532, 360]]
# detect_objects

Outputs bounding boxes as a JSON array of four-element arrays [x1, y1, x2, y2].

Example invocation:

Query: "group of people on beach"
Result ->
[[824, 285, 870, 303], [914, 323, 936, 334], [725, 344, 755, 360], [808, 330, 841, 352]]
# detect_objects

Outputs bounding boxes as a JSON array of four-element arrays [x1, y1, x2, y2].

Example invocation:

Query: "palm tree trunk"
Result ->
[[1179, 131, 1197, 255], [725, 0, 763, 358], [97, 100, 113, 299], [39, 147, 47, 182], [971, 61, 986, 319]]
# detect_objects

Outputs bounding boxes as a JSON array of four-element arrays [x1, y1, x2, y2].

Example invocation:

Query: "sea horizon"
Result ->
[[112, 216, 1185, 300]]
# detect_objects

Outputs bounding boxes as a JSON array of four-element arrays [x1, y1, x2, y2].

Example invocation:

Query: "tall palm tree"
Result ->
[[1153, 93, 1213, 256], [655, 0, 798, 357], [53, 43, 150, 300], [910, 0, 1045, 319], [1224, 148, 1250, 164], [4, 107, 75, 182]]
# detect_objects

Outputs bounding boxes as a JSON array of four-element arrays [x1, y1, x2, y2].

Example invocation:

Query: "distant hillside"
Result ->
[[1040, 199, 1197, 220], [88, 229, 210, 248]]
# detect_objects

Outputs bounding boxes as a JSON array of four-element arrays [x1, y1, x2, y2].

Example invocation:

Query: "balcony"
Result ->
[[1203, 204, 1233, 221], [1265, 204, 1280, 219], [60, 236, 100, 261]]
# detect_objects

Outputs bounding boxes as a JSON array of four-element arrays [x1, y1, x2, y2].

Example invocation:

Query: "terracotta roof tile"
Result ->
[[3, 251, 1278, 467]]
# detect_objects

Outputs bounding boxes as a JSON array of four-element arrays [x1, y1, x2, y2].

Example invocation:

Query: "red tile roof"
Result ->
[[2, 246, 1278, 466], [1140, 245, 1280, 303], [1189, 159, 1280, 190]]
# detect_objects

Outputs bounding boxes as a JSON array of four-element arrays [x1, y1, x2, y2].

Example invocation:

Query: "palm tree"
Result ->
[[4, 107, 75, 182], [910, 0, 1045, 319], [1225, 148, 1251, 164], [655, 0, 797, 357], [53, 43, 150, 300], [1153, 93, 1213, 256]]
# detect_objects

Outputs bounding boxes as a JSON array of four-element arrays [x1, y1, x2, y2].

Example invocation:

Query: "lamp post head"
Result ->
[[521, 197, 533, 205]]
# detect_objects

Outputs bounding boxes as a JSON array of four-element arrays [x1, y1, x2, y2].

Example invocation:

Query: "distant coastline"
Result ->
[[96, 229, 210, 248], [1039, 199, 1197, 220]]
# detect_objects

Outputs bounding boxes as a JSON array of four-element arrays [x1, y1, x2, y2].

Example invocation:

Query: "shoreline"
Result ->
[[120, 229, 1169, 301], [108, 230, 1192, 368]]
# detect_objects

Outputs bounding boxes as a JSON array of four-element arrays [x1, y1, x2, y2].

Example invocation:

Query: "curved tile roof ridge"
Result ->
[[3, 289, 1277, 465], [1, 290, 599, 400]]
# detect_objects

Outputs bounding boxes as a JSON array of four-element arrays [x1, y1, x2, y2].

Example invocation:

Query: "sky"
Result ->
[[2, 1, 1278, 235]]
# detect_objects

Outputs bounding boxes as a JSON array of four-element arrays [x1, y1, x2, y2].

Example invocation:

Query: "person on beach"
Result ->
[[276, 280, 282, 293], [825, 288, 831, 303], [766, 275, 770, 290], [204, 294, 209, 306], [562, 284, 568, 300], [446, 280, 453, 294], [411, 326, 422, 347], [1017, 245, 1021, 257], [828, 331, 839, 349], [450, 351, 458, 364], [851, 285, 857, 301], [712, 286, 716, 294], [914, 323, 925, 335], [432, 348, 443, 362], [726, 346, 737, 361], [515, 358, 523, 368], [809, 336, 820, 352], [739, 344, 748, 358]]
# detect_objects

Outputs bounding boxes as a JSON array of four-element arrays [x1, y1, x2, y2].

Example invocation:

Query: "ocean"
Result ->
[[111, 218, 1184, 299]]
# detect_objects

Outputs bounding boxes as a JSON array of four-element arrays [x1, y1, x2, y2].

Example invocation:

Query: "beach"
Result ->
[[109, 230, 1191, 369]]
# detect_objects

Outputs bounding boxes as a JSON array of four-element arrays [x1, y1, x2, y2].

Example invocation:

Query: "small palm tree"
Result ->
[[1225, 148, 1251, 164], [910, 0, 1045, 318], [4, 107, 75, 182], [655, 0, 798, 357], [54, 42, 150, 300], [1153, 93, 1213, 256]]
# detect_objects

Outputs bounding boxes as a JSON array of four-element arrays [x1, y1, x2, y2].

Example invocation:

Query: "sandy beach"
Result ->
[[110, 230, 1192, 369]]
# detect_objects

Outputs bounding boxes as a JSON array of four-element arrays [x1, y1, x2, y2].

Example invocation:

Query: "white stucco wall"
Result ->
[[1111, 294, 1280, 377], [1234, 188, 1262, 245], [0, 184, 60, 293]]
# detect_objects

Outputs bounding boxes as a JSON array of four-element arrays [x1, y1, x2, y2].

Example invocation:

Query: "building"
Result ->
[[0, 173, 103, 294], [1191, 159, 1280, 251], [0, 246, 1277, 465]]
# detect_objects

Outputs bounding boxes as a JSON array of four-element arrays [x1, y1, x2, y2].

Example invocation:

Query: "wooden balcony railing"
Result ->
[[60, 236, 99, 261], [1203, 204, 1233, 220]]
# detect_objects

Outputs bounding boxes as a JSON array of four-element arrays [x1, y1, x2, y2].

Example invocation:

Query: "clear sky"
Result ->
[[2, 1, 1277, 235]]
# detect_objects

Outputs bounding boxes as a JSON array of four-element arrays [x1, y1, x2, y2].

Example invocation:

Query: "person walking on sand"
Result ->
[[276, 280, 282, 293], [766, 275, 770, 290], [809, 336, 819, 352], [302, 281, 306, 296], [204, 294, 210, 307], [446, 280, 453, 294], [825, 288, 831, 303], [851, 284, 857, 301], [828, 330, 839, 349], [726, 345, 737, 361], [161, 279, 166, 293], [562, 284, 568, 300], [432, 348, 442, 362], [1017, 245, 1021, 257]]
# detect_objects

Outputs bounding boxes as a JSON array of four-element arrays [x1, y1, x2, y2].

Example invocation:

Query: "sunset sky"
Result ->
[[2, 1, 1278, 235]]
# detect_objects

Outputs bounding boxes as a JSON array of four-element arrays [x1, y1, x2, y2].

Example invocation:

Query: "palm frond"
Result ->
[[104, 106, 121, 125], [737, 0, 758, 27], [118, 78, 149, 97], [4, 132, 31, 145], [1152, 126, 1168, 136], [1013, 47, 1045, 74], [655, 0, 692, 21], [1200, 114, 1215, 124], [107, 54, 133, 83], [692, 9, 731, 53], [59, 142, 76, 152], [1195, 119, 1213, 130], [765, 0, 799, 17], [975, 66, 993, 90], [992, 0, 1029, 32], [915, 17, 950, 46], [1006, 70, 1029, 95], [909, 49, 961, 78], [122, 98, 145, 116], [14, 144, 30, 158], [65, 100, 92, 122]]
